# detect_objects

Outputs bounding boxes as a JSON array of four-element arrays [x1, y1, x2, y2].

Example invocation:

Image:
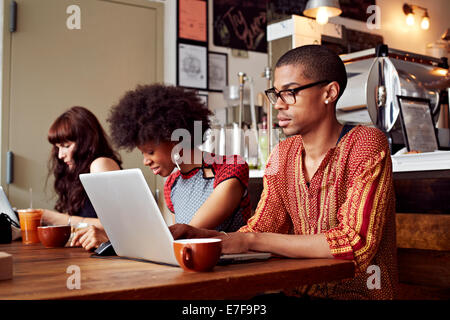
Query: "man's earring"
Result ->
[[173, 152, 181, 171], [324, 99, 329, 104]]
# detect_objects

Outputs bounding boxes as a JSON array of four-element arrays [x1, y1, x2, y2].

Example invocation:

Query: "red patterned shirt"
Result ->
[[239, 125, 398, 299]]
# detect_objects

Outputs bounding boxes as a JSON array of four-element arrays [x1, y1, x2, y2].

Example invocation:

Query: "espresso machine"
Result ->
[[203, 73, 263, 169], [337, 45, 449, 149], [336, 45, 450, 171]]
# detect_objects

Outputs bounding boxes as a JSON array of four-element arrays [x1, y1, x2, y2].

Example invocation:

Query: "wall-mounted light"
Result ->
[[303, 0, 342, 25], [403, 4, 415, 26], [420, 11, 430, 30], [403, 3, 430, 30]]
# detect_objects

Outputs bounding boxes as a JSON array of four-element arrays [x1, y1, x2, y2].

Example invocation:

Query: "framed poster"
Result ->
[[208, 52, 228, 92], [397, 96, 439, 152], [178, 43, 207, 90], [178, 0, 207, 42], [198, 93, 208, 107]]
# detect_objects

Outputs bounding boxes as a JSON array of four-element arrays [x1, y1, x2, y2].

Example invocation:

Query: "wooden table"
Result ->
[[0, 241, 355, 300]]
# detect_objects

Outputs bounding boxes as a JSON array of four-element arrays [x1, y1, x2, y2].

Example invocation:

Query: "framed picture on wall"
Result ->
[[198, 93, 208, 107], [178, 43, 208, 90], [397, 96, 439, 152], [208, 51, 228, 92], [178, 0, 208, 43]]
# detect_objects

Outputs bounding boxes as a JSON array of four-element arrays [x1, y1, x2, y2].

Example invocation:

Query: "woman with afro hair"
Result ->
[[106, 84, 251, 233]]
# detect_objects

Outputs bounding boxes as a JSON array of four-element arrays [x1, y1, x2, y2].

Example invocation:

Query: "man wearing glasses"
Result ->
[[171, 45, 398, 300]]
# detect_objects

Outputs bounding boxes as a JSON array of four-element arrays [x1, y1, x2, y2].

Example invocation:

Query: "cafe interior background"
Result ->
[[0, 0, 449, 299]]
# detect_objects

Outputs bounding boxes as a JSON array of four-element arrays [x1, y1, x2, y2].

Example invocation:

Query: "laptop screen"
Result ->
[[0, 186, 20, 225]]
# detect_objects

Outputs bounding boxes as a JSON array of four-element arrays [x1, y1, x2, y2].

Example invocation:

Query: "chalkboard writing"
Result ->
[[267, 0, 307, 23], [267, 0, 376, 23], [340, 0, 376, 21], [321, 28, 384, 55], [213, 0, 379, 53], [346, 28, 383, 52], [213, 0, 267, 53]]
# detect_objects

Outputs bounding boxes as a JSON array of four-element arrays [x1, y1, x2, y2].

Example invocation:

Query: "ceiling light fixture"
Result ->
[[303, 0, 342, 25]]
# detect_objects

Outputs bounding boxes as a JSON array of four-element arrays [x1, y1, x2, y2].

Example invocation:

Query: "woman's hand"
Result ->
[[40, 209, 103, 230], [70, 225, 108, 251]]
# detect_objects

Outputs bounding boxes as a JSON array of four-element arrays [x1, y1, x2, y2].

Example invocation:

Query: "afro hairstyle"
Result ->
[[108, 84, 212, 150]]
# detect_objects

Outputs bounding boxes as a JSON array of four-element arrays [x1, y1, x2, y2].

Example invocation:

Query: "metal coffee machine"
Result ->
[[336, 45, 449, 151], [204, 73, 266, 169]]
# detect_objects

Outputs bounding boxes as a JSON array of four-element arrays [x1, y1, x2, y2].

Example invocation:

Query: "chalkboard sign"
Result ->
[[267, 0, 376, 23], [340, 0, 376, 21], [213, 0, 267, 53], [321, 27, 384, 55], [267, 0, 308, 23], [346, 28, 383, 52]]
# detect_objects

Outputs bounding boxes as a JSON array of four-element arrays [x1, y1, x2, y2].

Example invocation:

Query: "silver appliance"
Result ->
[[205, 75, 263, 168], [336, 45, 449, 147]]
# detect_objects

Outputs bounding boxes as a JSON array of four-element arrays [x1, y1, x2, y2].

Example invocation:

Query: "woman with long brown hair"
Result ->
[[42, 106, 122, 231]]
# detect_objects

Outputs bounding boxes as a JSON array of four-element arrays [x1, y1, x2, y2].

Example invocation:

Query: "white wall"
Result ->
[[0, 1, 3, 95], [0, 0, 4, 184]]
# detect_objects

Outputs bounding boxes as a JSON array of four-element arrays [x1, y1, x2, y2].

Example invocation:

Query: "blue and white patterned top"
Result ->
[[164, 153, 251, 232]]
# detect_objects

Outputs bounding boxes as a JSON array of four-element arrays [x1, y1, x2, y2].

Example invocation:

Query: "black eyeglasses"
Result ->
[[265, 80, 330, 105]]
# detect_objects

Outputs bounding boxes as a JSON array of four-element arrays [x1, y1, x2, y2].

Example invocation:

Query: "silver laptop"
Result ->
[[79, 168, 271, 267], [0, 186, 20, 226]]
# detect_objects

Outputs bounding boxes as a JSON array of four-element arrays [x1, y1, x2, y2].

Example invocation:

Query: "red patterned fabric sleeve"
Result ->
[[325, 130, 394, 273], [163, 172, 180, 214], [239, 143, 292, 233], [212, 155, 249, 190]]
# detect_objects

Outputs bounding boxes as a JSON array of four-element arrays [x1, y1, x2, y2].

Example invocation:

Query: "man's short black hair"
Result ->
[[275, 45, 347, 99], [107, 84, 212, 150]]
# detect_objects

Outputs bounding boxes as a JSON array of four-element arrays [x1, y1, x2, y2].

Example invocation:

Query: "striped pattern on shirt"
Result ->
[[239, 125, 398, 300]]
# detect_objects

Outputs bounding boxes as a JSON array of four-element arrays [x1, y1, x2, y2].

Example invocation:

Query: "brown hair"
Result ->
[[48, 106, 122, 215]]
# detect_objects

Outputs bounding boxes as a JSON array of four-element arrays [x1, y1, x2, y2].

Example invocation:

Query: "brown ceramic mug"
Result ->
[[37, 225, 71, 248], [18, 209, 43, 244], [173, 238, 222, 272]]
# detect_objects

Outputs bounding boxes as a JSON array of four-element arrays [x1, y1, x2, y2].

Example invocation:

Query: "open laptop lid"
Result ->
[[80, 169, 179, 266], [0, 186, 20, 226], [80, 169, 271, 266]]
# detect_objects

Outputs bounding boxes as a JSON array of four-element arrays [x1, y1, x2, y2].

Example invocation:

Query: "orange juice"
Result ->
[[18, 209, 43, 244]]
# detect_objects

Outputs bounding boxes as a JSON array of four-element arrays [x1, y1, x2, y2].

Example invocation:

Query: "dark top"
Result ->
[[76, 196, 97, 218], [73, 159, 122, 219], [338, 124, 355, 144]]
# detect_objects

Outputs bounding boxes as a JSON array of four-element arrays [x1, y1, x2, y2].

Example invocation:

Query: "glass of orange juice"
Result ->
[[17, 209, 43, 244]]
